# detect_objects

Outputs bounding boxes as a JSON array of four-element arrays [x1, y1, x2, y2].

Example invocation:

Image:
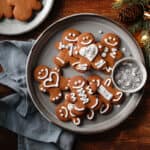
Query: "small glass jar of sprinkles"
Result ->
[[112, 57, 147, 93]]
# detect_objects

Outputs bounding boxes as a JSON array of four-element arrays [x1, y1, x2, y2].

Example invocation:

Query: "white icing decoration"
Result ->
[[72, 81, 85, 89], [67, 103, 76, 117], [59, 93, 62, 97], [72, 33, 76, 37], [66, 43, 74, 56], [81, 39, 93, 45], [74, 81, 78, 85], [72, 118, 81, 126], [113, 92, 123, 102], [110, 48, 118, 59], [59, 42, 66, 49], [38, 68, 49, 80], [79, 44, 98, 61], [98, 45, 102, 49], [77, 88, 89, 104], [61, 106, 68, 118], [96, 80, 100, 87], [104, 38, 118, 46], [112, 48, 117, 52], [86, 110, 95, 120], [104, 47, 109, 52], [70, 93, 77, 102], [72, 61, 80, 66], [100, 104, 110, 114], [95, 59, 106, 69], [40, 87, 46, 92], [52, 98, 56, 101], [90, 98, 99, 109], [113, 38, 116, 41], [78, 80, 81, 84], [101, 52, 107, 58], [104, 78, 112, 87], [43, 72, 59, 88], [98, 30, 103, 34], [64, 35, 78, 42], [98, 85, 113, 101], [104, 67, 113, 73], [56, 57, 65, 64], [108, 36, 112, 40], [60, 114, 64, 117], [86, 86, 94, 95], [76, 64, 88, 71], [74, 50, 78, 55], [122, 47, 126, 51], [82, 37, 86, 40], [74, 106, 85, 112]]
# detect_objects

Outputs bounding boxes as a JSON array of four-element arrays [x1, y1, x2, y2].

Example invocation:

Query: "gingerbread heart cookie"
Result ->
[[73, 32, 107, 72], [7, 0, 42, 21], [34, 65, 69, 102], [0, 0, 13, 19]]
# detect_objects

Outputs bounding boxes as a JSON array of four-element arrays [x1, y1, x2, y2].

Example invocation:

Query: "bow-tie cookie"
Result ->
[[54, 29, 81, 68], [34, 65, 69, 102], [88, 75, 123, 114], [7, 0, 42, 21], [72, 32, 107, 72], [0, 0, 13, 19]]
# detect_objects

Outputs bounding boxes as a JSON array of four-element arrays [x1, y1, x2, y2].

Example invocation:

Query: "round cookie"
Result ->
[[7, 0, 42, 21]]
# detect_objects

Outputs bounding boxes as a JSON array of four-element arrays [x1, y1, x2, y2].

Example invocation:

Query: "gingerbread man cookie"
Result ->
[[68, 76, 101, 120], [34, 65, 69, 102], [98, 33, 123, 74], [56, 93, 86, 126], [0, 0, 13, 19], [88, 75, 123, 114], [56, 76, 102, 125], [72, 32, 105, 73], [7, 0, 42, 21], [54, 29, 81, 68]]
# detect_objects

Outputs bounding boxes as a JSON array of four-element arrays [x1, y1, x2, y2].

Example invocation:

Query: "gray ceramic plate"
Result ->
[[0, 0, 54, 35], [26, 13, 145, 134]]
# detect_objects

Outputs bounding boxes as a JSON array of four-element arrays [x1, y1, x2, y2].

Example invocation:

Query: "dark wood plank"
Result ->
[[0, 0, 150, 150]]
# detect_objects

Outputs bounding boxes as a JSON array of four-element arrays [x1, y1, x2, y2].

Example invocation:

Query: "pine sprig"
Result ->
[[112, 0, 150, 9], [129, 20, 150, 33]]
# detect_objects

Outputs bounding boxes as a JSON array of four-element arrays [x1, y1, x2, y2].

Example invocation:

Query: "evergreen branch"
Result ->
[[112, 0, 150, 9]]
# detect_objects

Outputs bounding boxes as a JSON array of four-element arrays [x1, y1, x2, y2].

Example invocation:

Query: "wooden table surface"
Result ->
[[0, 0, 150, 150]]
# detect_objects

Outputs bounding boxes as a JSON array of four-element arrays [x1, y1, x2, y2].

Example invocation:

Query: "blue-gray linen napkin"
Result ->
[[0, 40, 75, 150]]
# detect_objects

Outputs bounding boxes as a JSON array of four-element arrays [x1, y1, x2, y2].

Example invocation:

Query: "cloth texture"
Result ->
[[0, 40, 75, 150]]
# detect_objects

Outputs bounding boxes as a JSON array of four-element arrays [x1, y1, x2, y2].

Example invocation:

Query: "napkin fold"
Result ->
[[0, 40, 75, 150]]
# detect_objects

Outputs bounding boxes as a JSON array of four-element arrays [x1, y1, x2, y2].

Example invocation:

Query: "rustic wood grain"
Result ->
[[0, 0, 150, 150]]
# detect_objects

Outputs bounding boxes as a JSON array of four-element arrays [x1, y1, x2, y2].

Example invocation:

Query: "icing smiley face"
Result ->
[[34, 65, 49, 82], [68, 76, 87, 91], [77, 33, 95, 47], [62, 29, 81, 44], [101, 33, 120, 48]]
